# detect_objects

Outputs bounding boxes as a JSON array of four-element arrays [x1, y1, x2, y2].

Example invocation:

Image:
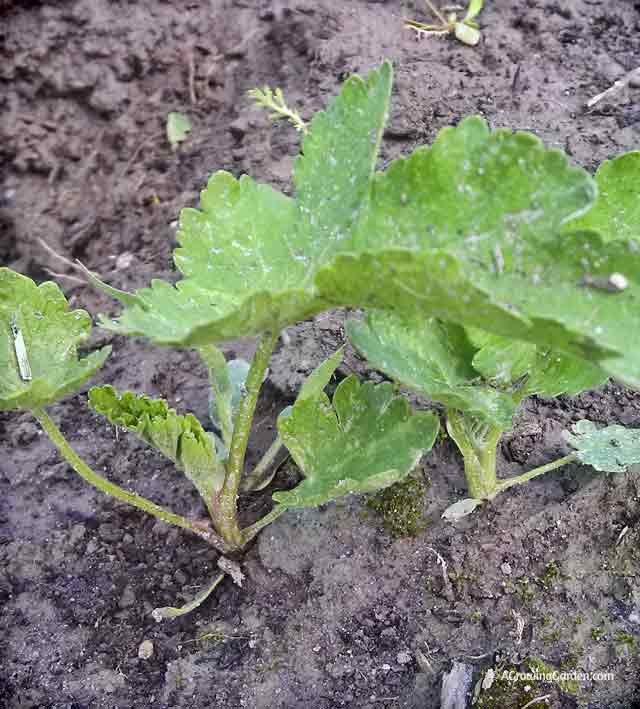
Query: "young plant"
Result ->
[[347, 311, 621, 516], [405, 0, 484, 46], [4, 59, 640, 613], [247, 86, 307, 134], [343, 149, 640, 516], [2, 62, 442, 612]]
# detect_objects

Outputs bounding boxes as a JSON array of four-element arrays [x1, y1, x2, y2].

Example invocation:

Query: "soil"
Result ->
[[1, 1, 640, 708]]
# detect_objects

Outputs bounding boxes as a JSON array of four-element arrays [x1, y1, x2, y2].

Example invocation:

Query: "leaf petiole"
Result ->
[[32, 407, 222, 547], [211, 331, 279, 549]]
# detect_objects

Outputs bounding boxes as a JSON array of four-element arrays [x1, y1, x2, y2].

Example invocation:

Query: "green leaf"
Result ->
[[274, 375, 439, 509], [99, 63, 394, 346], [464, 0, 484, 21], [348, 312, 606, 430], [318, 118, 640, 387], [347, 311, 518, 429], [563, 152, 640, 242], [200, 345, 250, 452], [0, 268, 110, 411], [76, 261, 143, 308], [469, 332, 607, 397], [167, 112, 192, 149], [297, 347, 343, 401], [563, 419, 640, 473], [88, 385, 224, 510], [276, 347, 344, 425]]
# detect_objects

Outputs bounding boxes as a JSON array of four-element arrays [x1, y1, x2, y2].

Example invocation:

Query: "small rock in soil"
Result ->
[[118, 584, 136, 609], [10, 421, 39, 446], [138, 639, 154, 659]]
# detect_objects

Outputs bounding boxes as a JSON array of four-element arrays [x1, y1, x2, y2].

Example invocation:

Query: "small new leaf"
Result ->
[[564, 420, 640, 473], [89, 386, 224, 509], [275, 375, 439, 509], [200, 345, 250, 452], [167, 112, 192, 150], [0, 268, 111, 411]]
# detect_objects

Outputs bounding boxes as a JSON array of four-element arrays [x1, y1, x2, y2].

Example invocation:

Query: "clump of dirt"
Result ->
[[1, 1, 640, 708]]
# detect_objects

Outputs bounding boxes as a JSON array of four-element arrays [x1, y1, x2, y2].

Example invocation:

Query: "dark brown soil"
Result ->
[[2, 1, 640, 708]]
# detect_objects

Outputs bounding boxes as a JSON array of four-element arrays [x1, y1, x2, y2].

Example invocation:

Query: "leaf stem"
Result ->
[[495, 453, 578, 495], [213, 331, 279, 549], [32, 407, 222, 547], [446, 410, 502, 499], [423, 0, 449, 25], [241, 505, 286, 545], [241, 436, 284, 492]]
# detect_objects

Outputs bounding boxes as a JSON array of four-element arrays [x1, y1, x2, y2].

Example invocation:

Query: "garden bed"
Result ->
[[1, 1, 640, 707]]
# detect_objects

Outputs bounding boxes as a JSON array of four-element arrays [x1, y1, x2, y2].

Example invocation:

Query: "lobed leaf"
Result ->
[[274, 375, 439, 509], [564, 419, 640, 473], [99, 63, 394, 346], [469, 331, 607, 398], [297, 346, 343, 401], [347, 311, 517, 429], [0, 268, 110, 411], [563, 151, 640, 242], [347, 311, 605, 430], [318, 118, 640, 387], [89, 385, 224, 509]]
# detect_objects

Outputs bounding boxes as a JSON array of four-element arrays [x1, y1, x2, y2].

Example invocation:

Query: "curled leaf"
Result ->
[[89, 386, 224, 510]]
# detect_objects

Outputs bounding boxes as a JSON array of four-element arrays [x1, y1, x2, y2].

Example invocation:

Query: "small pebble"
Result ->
[[397, 650, 412, 665], [138, 639, 154, 659]]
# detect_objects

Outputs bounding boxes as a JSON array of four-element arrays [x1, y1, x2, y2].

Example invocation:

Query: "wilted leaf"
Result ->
[[89, 385, 224, 509], [274, 375, 439, 509], [563, 151, 640, 242], [563, 419, 640, 473], [0, 268, 110, 411], [454, 22, 480, 46], [152, 572, 224, 621], [99, 63, 394, 346], [441, 498, 482, 522]]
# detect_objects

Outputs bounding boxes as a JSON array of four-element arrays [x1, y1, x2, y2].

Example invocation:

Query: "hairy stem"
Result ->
[[33, 407, 221, 547], [241, 436, 284, 492], [212, 331, 279, 550], [241, 505, 286, 545], [446, 410, 503, 499], [495, 453, 578, 495]]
